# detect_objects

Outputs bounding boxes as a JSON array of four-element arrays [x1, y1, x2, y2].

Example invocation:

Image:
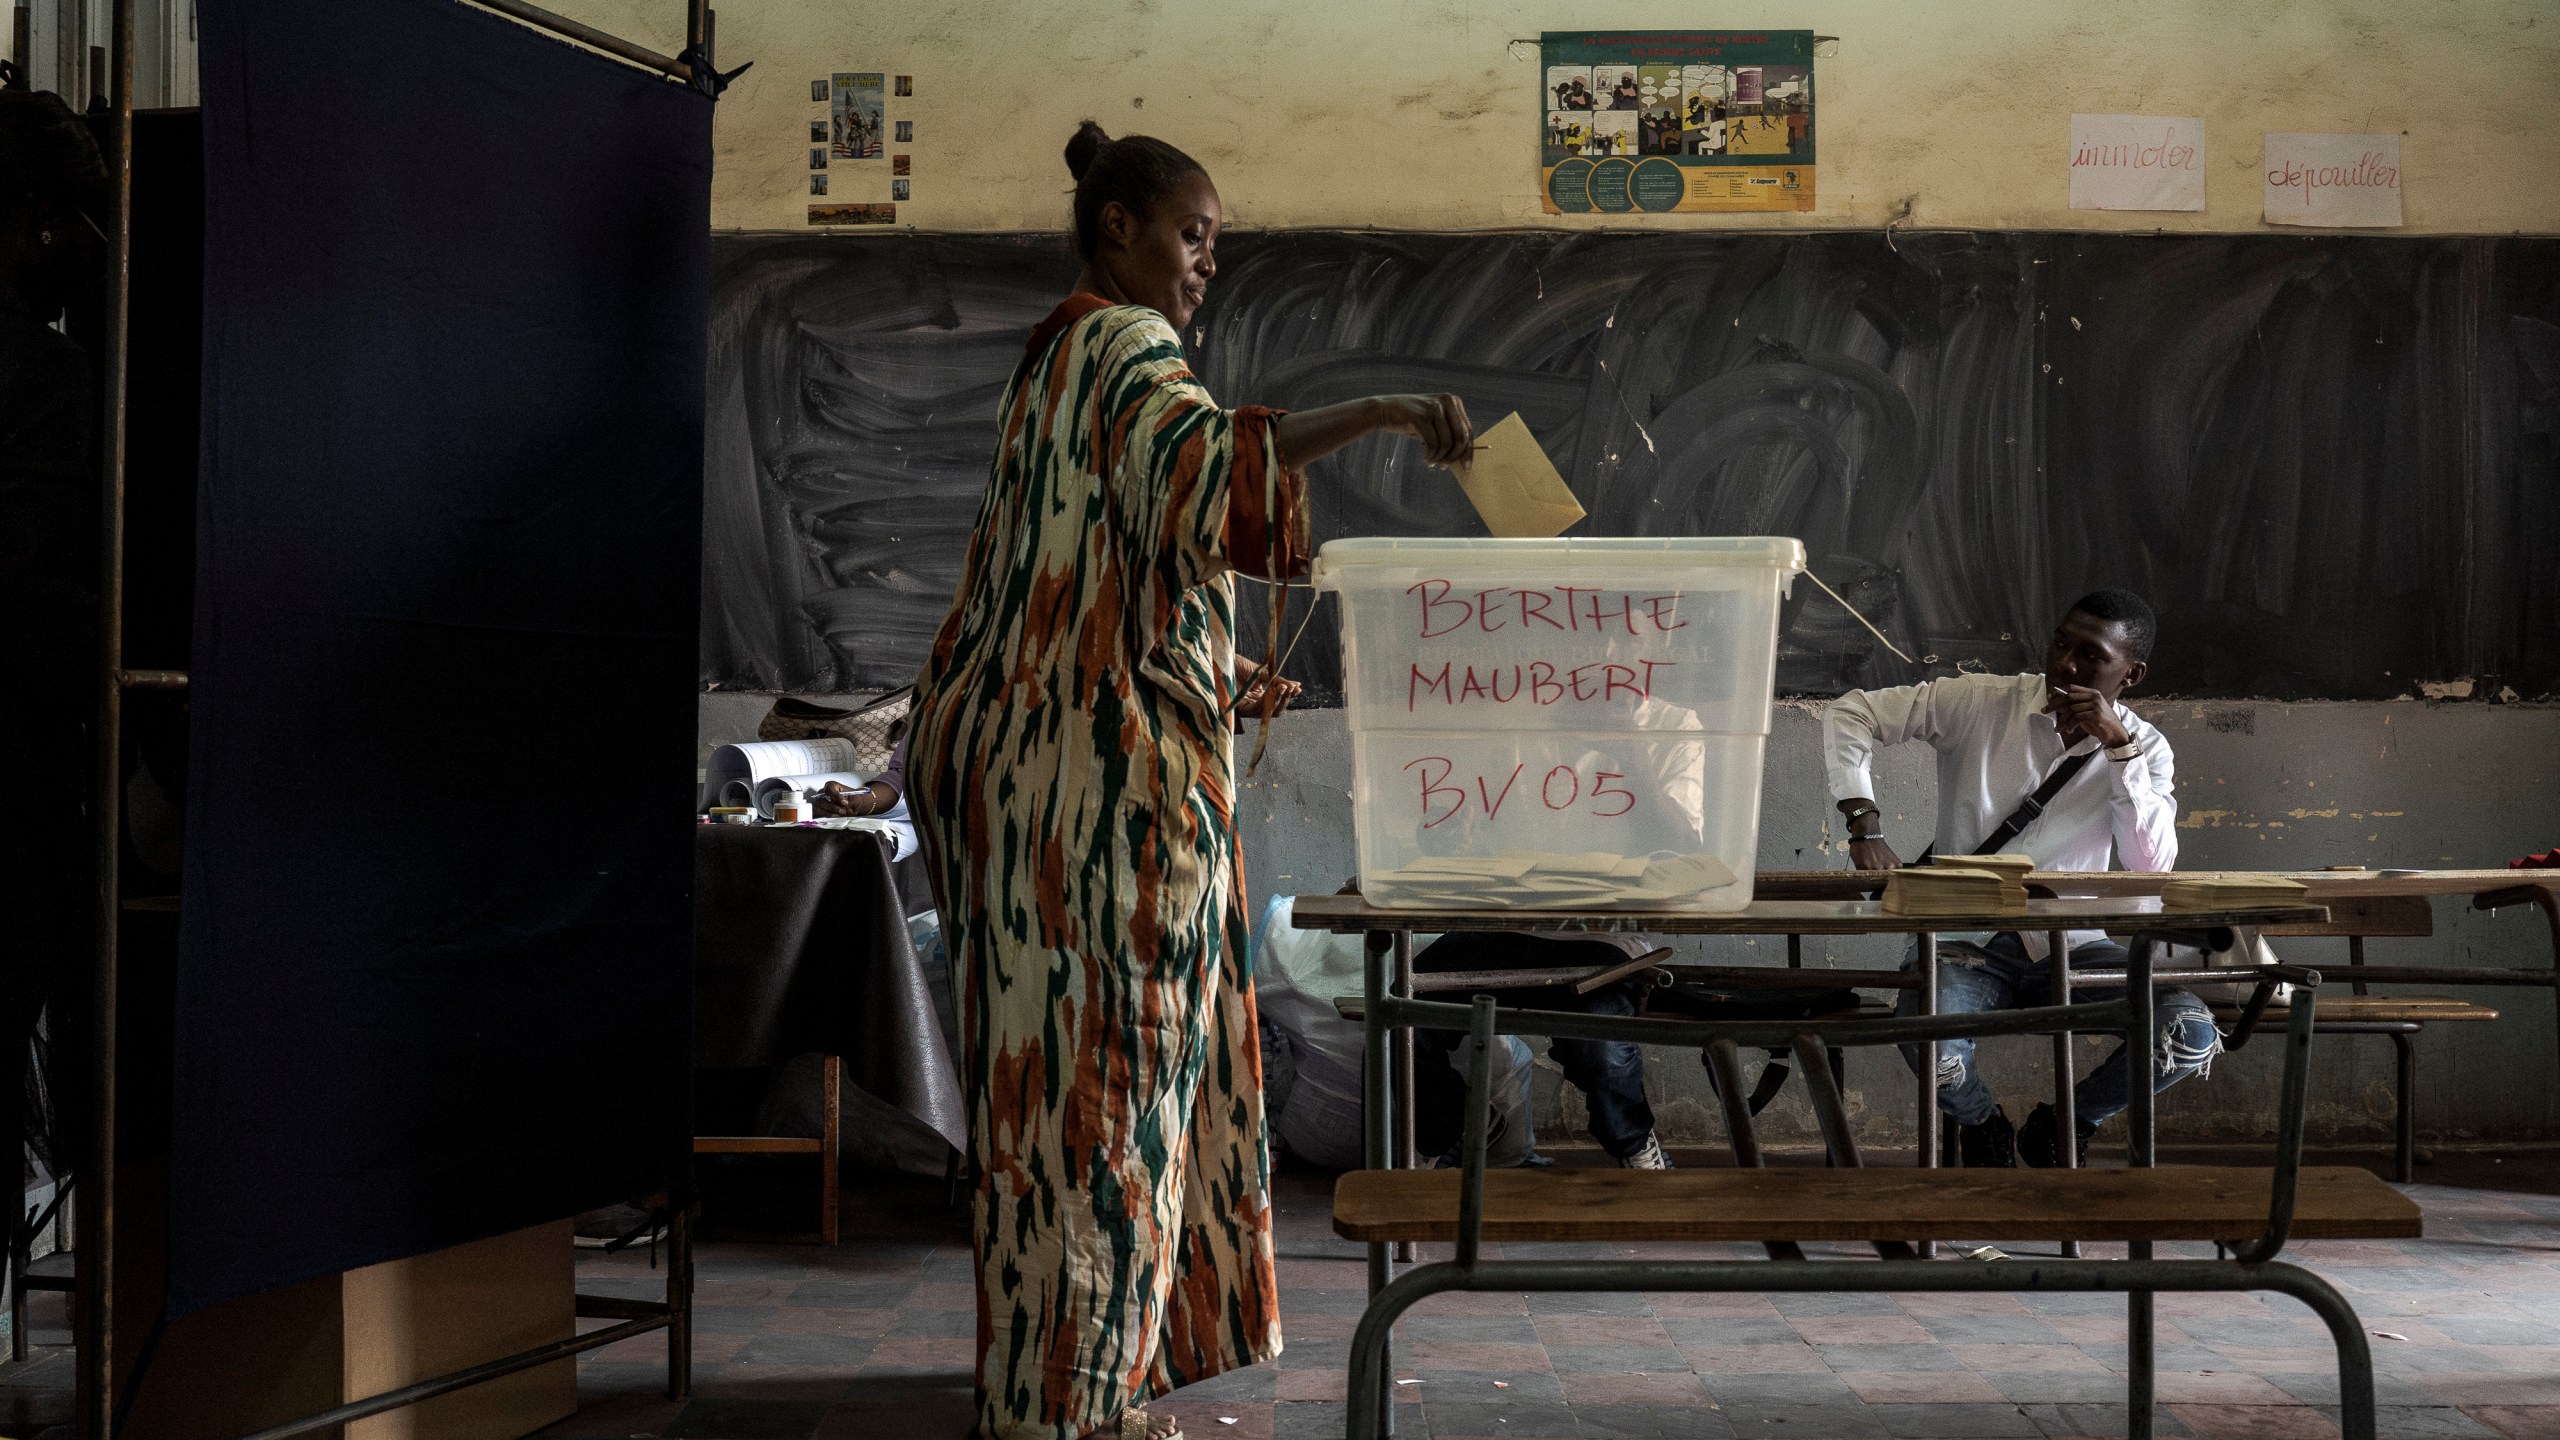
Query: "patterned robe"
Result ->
[[910, 295, 1303, 1440]]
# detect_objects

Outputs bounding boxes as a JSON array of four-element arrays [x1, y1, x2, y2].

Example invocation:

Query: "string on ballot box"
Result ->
[[1798, 567, 1915, 665], [1232, 572, 1323, 778]]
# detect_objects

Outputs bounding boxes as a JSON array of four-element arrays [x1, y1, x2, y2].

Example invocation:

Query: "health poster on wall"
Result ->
[[1540, 31, 1814, 214]]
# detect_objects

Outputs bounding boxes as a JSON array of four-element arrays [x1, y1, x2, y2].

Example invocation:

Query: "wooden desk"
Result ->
[[1291, 894, 2326, 1265], [1287, 894, 2328, 936], [1754, 870, 2560, 1097], [1751, 867, 2555, 902]]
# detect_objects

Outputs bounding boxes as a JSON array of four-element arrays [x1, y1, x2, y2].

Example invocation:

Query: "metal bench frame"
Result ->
[[1342, 934, 2380, 1440]]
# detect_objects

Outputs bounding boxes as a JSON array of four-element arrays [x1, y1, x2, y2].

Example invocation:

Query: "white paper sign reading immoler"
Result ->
[[2068, 114, 2205, 211], [2263, 132, 2402, 228]]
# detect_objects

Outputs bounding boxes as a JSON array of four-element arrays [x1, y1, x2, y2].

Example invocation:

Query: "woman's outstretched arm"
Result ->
[[1274, 394, 1472, 471]]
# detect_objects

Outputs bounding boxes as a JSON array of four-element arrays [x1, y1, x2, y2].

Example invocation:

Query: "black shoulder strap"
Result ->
[[1969, 749, 2097, 858]]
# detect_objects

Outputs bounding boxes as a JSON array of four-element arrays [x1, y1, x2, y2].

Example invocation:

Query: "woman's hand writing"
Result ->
[[812, 780, 881, 818]]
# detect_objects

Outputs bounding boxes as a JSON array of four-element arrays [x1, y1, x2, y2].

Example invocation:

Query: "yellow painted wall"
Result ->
[[560, 0, 2559, 234]]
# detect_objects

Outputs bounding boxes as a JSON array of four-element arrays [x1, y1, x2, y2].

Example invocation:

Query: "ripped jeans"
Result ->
[[1895, 934, 2221, 1129]]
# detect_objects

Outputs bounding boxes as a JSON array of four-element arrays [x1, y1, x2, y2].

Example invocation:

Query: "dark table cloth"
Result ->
[[694, 825, 963, 1150]]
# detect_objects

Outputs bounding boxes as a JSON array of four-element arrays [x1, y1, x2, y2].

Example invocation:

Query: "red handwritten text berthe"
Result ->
[[1408, 579, 1689, 638]]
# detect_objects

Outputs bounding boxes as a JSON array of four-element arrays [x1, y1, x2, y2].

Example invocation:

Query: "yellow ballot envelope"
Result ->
[[1453, 412, 1585, 537]]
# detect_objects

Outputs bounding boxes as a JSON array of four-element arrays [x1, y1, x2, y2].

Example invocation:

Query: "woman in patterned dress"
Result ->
[[910, 122, 1471, 1440]]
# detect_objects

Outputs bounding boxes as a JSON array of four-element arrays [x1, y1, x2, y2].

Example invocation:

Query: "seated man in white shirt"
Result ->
[[1824, 589, 2215, 1169]]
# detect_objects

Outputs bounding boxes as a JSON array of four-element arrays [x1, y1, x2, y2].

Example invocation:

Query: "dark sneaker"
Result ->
[[1426, 1109, 1511, 1169], [2018, 1102, 2095, 1168], [1957, 1105, 2017, 1169]]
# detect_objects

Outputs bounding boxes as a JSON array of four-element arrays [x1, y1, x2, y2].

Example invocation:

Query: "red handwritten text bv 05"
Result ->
[[1404, 757, 1640, 829]]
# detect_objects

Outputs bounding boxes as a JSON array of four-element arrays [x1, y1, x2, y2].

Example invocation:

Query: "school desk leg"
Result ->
[[2051, 929, 2079, 1258], [2392, 1029, 2417, 1185], [1361, 928, 1398, 1435], [1393, 930, 1418, 1265], [2127, 935, 2159, 1437], [1917, 930, 1938, 1259]]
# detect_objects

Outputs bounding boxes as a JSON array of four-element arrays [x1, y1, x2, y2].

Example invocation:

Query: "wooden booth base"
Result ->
[[115, 1209, 575, 1440]]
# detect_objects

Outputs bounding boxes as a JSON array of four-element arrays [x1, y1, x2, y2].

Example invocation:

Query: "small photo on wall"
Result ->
[[894, 74, 913, 96], [809, 78, 827, 102], [831, 72, 884, 159], [809, 119, 827, 143], [894, 120, 913, 143], [1545, 64, 1592, 112], [809, 202, 896, 226], [809, 173, 829, 196], [892, 179, 910, 200], [1593, 63, 1640, 111], [1544, 111, 1588, 157], [892, 153, 911, 176], [808, 147, 827, 170]]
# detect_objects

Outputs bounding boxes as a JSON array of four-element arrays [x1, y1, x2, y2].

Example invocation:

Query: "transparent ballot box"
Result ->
[[1310, 536, 1805, 912]]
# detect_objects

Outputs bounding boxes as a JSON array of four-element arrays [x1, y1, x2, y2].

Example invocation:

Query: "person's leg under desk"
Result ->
[[1409, 933, 1657, 1161], [2026, 942, 2222, 1129], [1538, 978, 1657, 1160], [1897, 937, 2023, 1126]]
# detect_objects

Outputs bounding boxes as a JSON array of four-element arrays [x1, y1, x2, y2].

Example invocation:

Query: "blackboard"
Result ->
[[703, 231, 2560, 701]]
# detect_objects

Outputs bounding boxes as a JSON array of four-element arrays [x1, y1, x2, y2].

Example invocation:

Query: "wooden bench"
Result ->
[[1331, 935, 2414, 1440], [1337, 1165, 2419, 1244], [2212, 994, 2498, 1184]]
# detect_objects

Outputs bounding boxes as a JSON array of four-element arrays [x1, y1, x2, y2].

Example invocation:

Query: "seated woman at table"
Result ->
[[1825, 589, 2220, 1169], [1406, 931, 1672, 1169], [811, 733, 917, 861]]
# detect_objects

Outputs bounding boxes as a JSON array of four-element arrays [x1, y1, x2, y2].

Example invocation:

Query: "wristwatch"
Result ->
[[2105, 739, 2145, 763], [1841, 799, 1881, 835]]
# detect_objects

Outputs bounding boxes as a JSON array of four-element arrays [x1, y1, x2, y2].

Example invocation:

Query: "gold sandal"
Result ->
[[1118, 1407, 1184, 1440]]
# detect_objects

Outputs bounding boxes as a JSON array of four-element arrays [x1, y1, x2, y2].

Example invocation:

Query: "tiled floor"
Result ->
[[536, 1150, 2560, 1440], [7, 1151, 2558, 1439]]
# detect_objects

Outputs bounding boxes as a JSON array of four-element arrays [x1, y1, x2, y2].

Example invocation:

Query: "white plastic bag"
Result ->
[[1250, 894, 1538, 1169]]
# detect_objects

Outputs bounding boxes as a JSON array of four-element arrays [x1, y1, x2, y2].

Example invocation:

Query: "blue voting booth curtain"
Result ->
[[174, 0, 709, 1315]]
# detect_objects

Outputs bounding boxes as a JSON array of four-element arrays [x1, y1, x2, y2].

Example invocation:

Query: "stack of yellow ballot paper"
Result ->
[[1363, 850, 1738, 908], [1928, 853, 2034, 888], [2160, 875, 2311, 911], [1883, 866, 2025, 917]]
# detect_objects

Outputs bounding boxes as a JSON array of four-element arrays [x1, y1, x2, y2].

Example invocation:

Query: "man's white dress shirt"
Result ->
[[1823, 671, 2178, 957]]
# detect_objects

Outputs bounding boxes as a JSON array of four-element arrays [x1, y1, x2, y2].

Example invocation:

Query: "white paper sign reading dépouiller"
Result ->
[[2069, 114, 2205, 211], [2263, 132, 2402, 228]]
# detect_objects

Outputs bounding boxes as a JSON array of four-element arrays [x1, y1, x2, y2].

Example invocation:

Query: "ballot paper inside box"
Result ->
[[1312, 536, 1805, 913], [1353, 730, 1763, 910]]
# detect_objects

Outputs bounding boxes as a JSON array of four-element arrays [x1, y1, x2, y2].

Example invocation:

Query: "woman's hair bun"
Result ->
[[1064, 120, 1112, 181]]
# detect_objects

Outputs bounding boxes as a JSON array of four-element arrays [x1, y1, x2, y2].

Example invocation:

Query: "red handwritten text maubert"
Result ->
[[1409, 659, 1677, 711]]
